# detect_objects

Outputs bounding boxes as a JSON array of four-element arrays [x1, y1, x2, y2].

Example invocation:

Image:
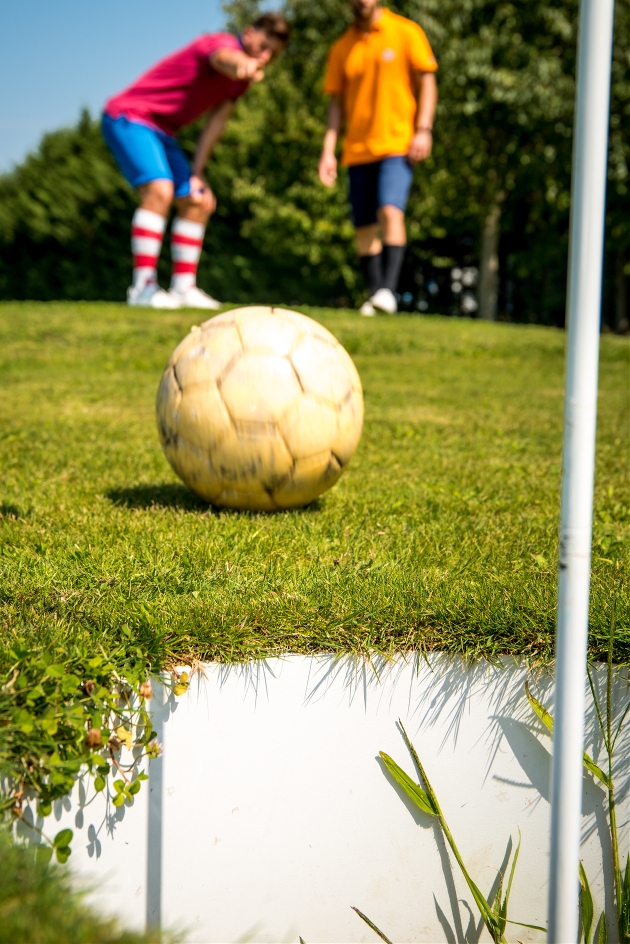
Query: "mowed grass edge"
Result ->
[[0, 302, 628, 669]]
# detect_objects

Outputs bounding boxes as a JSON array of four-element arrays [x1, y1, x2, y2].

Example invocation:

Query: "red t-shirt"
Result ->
[[104, 33, 250, 136]]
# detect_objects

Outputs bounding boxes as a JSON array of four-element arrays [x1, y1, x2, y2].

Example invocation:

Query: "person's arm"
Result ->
[[187, 101, 235, 206], [408, 72, 438, 164], [209, 47, 265, 82], [318, 96, 343, 187], [192, 101, 234, 176]]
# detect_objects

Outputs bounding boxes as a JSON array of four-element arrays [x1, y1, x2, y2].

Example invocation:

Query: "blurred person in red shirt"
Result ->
[[102, 13, 289, 309]]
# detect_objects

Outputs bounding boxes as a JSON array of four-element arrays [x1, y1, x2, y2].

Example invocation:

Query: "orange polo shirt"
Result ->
[[323, 8, 437, 167]]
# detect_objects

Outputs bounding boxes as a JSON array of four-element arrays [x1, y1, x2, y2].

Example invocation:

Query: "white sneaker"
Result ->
[[169, 286, 221, 310], [359, 299, 377, 316], [127, 283, 180, 309], [371, 287, 398, 314]]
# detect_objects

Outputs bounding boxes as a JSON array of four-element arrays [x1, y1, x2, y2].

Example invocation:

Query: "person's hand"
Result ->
[[408, 129, 433, 164], [210, 48, 266, 82], [318, 152, 337, 187], [188, 175, 216, 213], [237, 55, 266, 83]]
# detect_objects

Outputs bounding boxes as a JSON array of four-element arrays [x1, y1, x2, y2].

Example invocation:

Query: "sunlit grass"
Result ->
[[0, 302, 627, 668]]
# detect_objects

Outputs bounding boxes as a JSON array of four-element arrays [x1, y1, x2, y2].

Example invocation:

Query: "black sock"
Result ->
[[382, 245, 405, 293], [360, 252, 383, 296]]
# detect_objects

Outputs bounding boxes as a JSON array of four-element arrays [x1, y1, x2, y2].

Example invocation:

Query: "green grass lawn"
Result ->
[[0, 829, 163, 943], [0, 302, 628, 667]]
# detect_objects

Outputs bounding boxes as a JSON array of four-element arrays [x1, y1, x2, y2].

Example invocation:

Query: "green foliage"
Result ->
[[0, 112, 135, 302], [0, 828, 166, 944], [216, 0, 629, 323], [215, 0, 582, 318], [0, 0, 627, 323], [0, 632, 189, 855], [607, 0, 630, 258]]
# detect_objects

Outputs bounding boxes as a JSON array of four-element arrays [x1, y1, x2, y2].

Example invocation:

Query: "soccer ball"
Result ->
[[156, 306, 363, 511]]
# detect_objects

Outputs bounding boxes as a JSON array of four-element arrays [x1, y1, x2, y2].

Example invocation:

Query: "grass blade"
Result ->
[[587, 667, 609, 751], [594, 912, 607, 944], [581, 753, 611, 789], [507, 919, 549, 933], [500, 829, 522, 927], [379, 751, 437, 817], [351, 907, 393, 944], [397, 722, 444, 818], [620, 854, 630, 940], [395, 723, 502, 939], [611, 697, 630, 751], [579, 862, 594, 944], [526, 683, 610, 788], [493, 866, 504, 919], [526, 682, 554, 732]]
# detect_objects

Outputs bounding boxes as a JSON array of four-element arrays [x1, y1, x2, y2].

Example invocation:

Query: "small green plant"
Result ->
[[579, 862, 609, 944], [353, 721, 544, 944], [527, 607, 630, 944], [0, 636, 189, 860]]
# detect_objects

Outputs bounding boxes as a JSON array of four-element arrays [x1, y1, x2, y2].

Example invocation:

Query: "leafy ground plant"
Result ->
[[0, 635, 188, 859], [355, 722, 545, 944]]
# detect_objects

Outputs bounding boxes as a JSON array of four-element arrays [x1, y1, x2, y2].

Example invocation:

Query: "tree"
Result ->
[[0, 111, 135, 301], [607, 0, 630, 333]]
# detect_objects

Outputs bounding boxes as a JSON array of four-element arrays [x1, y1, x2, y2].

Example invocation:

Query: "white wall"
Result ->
[[18, 656, 628, 943]]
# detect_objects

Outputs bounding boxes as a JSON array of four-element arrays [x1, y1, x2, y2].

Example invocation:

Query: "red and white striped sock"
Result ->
[[170, 218, 205, 295], [131, 209, 166, 291]]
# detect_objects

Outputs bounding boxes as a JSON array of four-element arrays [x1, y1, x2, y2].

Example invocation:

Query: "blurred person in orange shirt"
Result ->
[[319, 0, 437, 315]]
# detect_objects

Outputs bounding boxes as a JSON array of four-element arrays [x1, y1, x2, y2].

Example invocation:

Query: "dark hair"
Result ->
[[252, 12, 290, 42]]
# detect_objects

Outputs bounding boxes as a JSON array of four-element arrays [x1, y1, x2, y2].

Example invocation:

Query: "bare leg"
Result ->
[[378, 205, 406, 246], [137, 179, 174, 218], [173, 188, 216, 224], [355, 223, 381, 257]]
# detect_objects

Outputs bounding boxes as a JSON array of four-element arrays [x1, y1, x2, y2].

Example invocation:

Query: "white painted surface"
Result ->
[[19, 656, 626, 942], [550, 0, 615, 935]]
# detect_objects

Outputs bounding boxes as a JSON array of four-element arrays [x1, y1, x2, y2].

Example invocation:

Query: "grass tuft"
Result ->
[[0, 829, 166, 943]]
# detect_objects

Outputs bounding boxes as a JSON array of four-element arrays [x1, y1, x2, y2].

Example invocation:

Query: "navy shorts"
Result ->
[[347, 156, 414, 228], [101, 113, 192, 197]]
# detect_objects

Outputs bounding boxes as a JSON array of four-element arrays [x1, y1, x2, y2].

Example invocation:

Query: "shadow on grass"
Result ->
[[0, 501, 27, 519], [106, 483, 325, 515], [106, 483, 210, 512]]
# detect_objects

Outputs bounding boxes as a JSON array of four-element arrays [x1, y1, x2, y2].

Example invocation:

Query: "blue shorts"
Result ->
[[347, 156, 414, 228], [101, 113, 191, 197]]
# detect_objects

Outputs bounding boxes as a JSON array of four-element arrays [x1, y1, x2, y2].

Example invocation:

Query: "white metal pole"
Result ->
[[548, 0, 615, 939]]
